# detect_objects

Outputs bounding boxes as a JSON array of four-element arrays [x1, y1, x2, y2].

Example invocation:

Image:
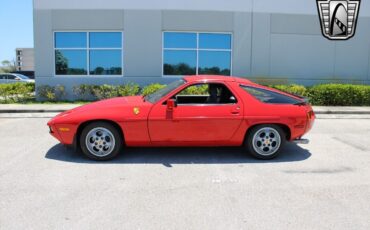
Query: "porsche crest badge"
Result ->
[[133, 107, 140, 115]]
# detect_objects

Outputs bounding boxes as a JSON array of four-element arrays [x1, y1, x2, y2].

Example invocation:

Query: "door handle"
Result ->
[[230, 106, 241, 114]]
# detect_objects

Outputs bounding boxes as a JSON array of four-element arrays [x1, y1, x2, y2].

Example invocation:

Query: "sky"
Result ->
[[0, 0, 33, 64]]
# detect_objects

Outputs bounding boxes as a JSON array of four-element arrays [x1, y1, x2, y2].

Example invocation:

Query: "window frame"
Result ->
[[162, 31, 233, 77], [170, 82, 238, 106], [53, 31, 124, 77]]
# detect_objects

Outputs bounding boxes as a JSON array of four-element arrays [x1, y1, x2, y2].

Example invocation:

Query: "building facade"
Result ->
[[33, 0, 370, 98], [15, 48, 34, 71]]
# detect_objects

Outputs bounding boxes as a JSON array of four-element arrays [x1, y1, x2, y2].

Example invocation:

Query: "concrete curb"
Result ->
[[0, 110, 66, 113], [313, 111, 370, 115]]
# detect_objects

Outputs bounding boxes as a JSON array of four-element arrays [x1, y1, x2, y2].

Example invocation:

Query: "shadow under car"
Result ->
[[45, 142, 311, 166]]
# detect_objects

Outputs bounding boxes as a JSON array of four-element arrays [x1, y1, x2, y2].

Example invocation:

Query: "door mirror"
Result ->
[[229, 96, 236, 103], [15, 77, 20, 81], [166, 99, 177, 111]]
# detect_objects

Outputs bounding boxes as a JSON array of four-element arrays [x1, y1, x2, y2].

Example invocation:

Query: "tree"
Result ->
[[0, 60, 16, 73], [55, 51, 68, 74], [1, 60, 11, 66]]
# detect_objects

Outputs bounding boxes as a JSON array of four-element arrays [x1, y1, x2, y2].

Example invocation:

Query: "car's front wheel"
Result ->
[[245, 125, 285, 160], [80, 122, 122, 160]]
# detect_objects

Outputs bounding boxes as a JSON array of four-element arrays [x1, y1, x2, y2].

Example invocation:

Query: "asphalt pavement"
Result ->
[[0, 117, 369, 229]]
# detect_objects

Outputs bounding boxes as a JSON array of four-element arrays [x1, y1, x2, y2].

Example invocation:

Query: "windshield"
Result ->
[[145, 79, 185, 103], [13, 74, 29, 79]]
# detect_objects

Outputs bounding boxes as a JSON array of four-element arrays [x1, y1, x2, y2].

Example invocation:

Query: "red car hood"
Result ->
[[48, 96, 148, 125], [73, 96, 146, 112]]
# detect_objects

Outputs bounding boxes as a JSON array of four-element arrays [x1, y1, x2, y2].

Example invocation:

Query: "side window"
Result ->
[[0, 75, 5, 80], [174, 83, 237, 105], [7, 75, 15, 80], [240, 85, 301, 104]]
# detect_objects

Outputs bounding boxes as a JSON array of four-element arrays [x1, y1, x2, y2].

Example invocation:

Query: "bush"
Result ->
[[0, 82, 35, 103], [73, 83, 140, 100], [308, 84, 370, 106], [271, 84, 309, 97], [91, 85, 117, 100], [141, 83, 166, 96], [37, 85, 66, 101], [117, 83, 140, 97], [3, 81, 369, 106], [72, 84, 95, 101]]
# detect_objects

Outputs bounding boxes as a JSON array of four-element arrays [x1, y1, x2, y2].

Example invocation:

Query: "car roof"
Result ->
[[184, 75, 253, 84]]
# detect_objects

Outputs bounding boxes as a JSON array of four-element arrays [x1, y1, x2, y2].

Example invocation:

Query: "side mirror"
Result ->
[[15, 78, 20, 81], [166, 99, 177, 111]]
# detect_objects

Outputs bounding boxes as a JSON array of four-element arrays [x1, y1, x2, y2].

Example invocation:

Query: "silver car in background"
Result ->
[[0, 73, 35, 84]]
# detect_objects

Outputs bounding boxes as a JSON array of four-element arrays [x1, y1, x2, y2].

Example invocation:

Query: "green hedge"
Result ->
[[0, 83, 35, 103], [73, 83, 370, 106], [271, 84, 370, 106], [72, 83, 140, 101], [308, 84, 370, 106], [2, 82, 370, 106], [270, 84, 309, 97]]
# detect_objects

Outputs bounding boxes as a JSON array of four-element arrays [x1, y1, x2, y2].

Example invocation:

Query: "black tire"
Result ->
[[80, 121, 123, 160], [244, 124, 286, 160]]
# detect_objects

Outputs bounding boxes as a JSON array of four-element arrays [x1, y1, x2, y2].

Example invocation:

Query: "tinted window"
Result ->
[[89, 50, 122, 75], [7, 75, 16, 80], [14, 74, 29, 79], [89, 32, 122, 48], [164, 33, 197, 49], [175, 83, 237, 104], [198, 51, 231, 76], [0, 75, 6, 80], [54, 32, 123, 76], [199, 33, 231, 49], [163, 50, 196, 75], [55, 50, 87, 75], [55, 32, 87, 48], [241, 85, 301, 104], [163, 32, 232, 76], [145, 79, 185, 103]]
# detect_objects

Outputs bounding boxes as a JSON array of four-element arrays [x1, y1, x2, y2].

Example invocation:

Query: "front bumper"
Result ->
[[48, 123, 77, 145]]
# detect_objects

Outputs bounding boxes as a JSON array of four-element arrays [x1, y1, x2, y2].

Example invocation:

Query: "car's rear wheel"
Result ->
[[80, 122, 122, 160], [245, 125, 285, 160]]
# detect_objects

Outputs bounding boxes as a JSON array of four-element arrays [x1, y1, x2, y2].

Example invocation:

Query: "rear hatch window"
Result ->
[[241, 85, 303, 105]]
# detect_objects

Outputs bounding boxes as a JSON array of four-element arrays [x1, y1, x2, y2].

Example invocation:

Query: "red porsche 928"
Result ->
[[48, 76, 315, 160]]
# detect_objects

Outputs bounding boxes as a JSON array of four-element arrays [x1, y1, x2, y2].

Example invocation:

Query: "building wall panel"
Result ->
[[52, 10, 124, 30]]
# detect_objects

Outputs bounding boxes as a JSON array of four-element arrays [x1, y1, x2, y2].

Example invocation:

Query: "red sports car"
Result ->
[[48, 76, 315, 160]]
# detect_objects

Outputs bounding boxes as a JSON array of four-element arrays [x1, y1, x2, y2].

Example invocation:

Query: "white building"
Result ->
[[15, 48, 34, 71], [33, 0, 370, 98]]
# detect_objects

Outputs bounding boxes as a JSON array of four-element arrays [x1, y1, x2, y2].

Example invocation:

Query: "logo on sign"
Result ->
[[317, 0, 361, 40]]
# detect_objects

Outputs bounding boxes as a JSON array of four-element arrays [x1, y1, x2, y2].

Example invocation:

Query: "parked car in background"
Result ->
[[0, 73, 35, 83]]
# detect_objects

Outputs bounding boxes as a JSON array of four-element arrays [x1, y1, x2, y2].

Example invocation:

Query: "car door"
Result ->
[[148, 82, 243, 143]]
